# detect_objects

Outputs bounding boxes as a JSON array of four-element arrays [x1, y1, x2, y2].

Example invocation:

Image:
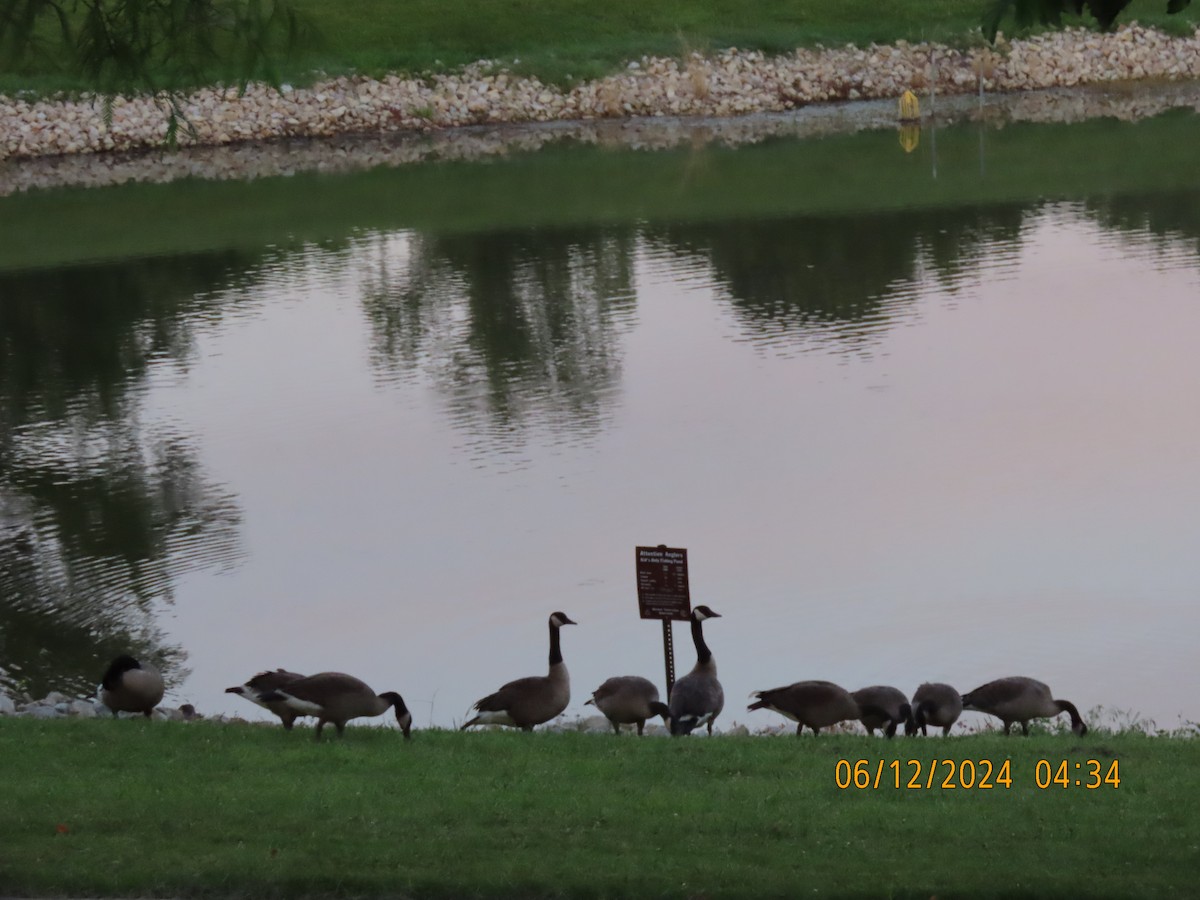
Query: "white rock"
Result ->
[[68, 700, 98, 718]]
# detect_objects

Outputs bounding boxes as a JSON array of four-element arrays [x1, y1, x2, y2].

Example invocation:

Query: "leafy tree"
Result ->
[[0, 0, 299, 138], [984, 0, 1192, 41]]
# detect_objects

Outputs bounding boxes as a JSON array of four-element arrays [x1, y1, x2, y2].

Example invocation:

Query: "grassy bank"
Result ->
[[0, 718, 1196, 898], [3, 0, 1198, 96]]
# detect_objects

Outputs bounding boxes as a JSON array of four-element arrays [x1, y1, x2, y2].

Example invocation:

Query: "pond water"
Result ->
[[2, 101, 1199, 732]]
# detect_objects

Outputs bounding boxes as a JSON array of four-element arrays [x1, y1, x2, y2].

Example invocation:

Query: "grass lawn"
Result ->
[[0, 718, 1196, 898], [2, 0, 1198, 96]]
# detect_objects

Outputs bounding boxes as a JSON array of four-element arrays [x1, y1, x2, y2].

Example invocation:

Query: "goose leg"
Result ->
[[885, 720, 898, 739], [315, 719, 327, 741], [1021, 721, 1030, 736], [1003, 721, 1013, 736], [335, 721, 346, 737], [942, 725, 951, 737], [636, 720, 645, 736], [612, 721, 621, 736]]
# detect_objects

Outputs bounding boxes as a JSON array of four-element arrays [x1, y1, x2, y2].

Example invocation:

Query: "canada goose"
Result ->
[[668, 605, 724, 736], [586, 676, 670, 735], [461, 611, 577, 732], [257, 672, 412, 740], [748, 680, 859, 735], [225, 669, 307, 729], [851, 685, 914, 738], [906, 682, 963, 736], [961, 676, 1088, 736], [99, 655, 164, 717]]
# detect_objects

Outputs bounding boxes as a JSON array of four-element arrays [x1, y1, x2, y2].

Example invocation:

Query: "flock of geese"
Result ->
[[98, 607, 1089, 739]]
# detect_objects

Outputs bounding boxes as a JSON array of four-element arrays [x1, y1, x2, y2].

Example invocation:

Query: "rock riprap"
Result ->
[[2, 24, 1199, 160], [0, 685, 205, 722]]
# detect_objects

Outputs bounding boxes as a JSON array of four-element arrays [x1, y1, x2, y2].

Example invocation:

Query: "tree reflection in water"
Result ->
[[643, 205, 1026, 355], [358, 208, 1034, 449], [1085, 190, 1200, 258], [361, 226, 639, 460], [0, 254, 249, 700]]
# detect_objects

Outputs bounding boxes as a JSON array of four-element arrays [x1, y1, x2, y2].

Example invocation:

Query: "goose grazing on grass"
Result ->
[[586, 676, 670, 735], [668, 605, 724, 736], [851, 685, 914, 738], [257, 672, 412, 740], [461, 611, 577, 732], [99, 655, 164, 718], [907, 682, 963, 736], [961, 676, 1088, 736], [225, 669, 307, 729], [748, 680, 859, 736]]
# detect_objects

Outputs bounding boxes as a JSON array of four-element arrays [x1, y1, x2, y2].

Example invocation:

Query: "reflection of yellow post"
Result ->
[[898, 124, 920, 154]]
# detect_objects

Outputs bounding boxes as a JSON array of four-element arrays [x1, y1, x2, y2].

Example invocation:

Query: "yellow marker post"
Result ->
[[898, 90, 920, 153]]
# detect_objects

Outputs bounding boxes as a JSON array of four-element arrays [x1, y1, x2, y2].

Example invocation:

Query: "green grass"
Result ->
[[0, 718, 1196, 898], [4, 108, 1200, 273], [2, 0, 1198, 96]]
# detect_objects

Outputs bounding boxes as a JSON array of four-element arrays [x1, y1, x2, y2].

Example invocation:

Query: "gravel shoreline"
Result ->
[[2, 23, 1199, 166], [3, 79, 1200, 198]]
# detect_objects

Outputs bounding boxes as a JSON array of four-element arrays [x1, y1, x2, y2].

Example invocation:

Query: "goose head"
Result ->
[[549, 611, 577, 628], [379, 691, 413, 739], [691, 605, 721, 621]]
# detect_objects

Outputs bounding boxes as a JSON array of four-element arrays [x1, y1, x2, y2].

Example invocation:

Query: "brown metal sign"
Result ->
[[636, 545, 691, 621]]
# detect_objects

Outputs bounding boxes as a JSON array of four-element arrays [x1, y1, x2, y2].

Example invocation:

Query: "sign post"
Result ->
[[635, 545, 692, 698]]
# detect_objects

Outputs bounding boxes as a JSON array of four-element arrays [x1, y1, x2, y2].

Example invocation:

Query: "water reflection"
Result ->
[[1, 144, 1199, 725], [0, 256, 251, 699], [362, 227, 638, 459], [644, 206, 1025, 354], [1085, 190, 1200, 265]]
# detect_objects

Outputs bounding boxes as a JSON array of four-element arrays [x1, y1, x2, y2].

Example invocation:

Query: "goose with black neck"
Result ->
[[462, 611, 577, 732], [667, 605, 724, 736]]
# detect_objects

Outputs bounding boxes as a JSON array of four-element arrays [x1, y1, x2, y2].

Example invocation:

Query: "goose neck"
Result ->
[[549, 620, 564, 667], [691, 616, 713, 664]]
